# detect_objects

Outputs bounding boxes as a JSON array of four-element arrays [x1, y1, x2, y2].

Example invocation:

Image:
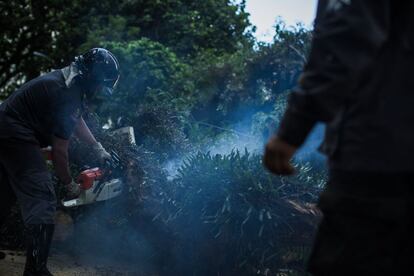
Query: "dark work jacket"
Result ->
[[277, 0, 414, 172], [0, 70, 83, 147]]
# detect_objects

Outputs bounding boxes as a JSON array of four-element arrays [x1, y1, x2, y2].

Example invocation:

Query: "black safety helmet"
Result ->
[[74, 48, 120, 97]]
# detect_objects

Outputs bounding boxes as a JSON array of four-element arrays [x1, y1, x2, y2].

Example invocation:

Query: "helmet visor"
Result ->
[[101, 74, 120, 96]]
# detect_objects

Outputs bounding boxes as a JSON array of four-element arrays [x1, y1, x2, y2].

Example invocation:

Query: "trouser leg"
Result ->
[[307, 171, 413, 275], [0, 141, 57, 275], [0, 142, 57, 225], [0, 164, 16, 227]]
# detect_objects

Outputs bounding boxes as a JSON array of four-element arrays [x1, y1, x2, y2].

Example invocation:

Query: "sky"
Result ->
[[245, 0, 318, 43]]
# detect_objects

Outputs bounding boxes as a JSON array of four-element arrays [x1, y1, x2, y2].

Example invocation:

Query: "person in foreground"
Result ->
[[0, 48, 119, 275], [264, 1, 414, 275]]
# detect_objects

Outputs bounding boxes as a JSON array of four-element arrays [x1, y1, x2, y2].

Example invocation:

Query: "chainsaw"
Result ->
[[61, 151, 125, 208], [42, 127, 135, 208]]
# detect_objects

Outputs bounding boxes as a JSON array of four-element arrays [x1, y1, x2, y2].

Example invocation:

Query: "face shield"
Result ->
[[101, 73, 120, 96], [75, 48, 120, 102]]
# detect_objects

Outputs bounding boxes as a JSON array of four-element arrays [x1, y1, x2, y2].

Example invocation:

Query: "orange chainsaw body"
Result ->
[[77, 168, 104, 190]]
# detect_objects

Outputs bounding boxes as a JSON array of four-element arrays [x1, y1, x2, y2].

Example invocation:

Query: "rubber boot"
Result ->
[[23, 224, 55, 276]]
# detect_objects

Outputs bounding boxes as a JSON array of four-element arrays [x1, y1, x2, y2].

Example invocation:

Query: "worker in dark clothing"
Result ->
[[0, 48, 120, 276], [264, 0, 414, 275]]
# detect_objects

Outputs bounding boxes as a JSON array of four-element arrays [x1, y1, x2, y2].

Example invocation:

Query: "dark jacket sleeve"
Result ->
[[277, 0, 392, 146]]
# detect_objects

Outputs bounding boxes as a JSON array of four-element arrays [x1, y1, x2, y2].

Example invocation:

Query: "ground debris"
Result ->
[[0, 249, 151, 276]]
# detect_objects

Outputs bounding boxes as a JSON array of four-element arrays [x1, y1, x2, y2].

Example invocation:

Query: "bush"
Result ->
[[99, 38, 195, 123], [160, 150, 322, 275]]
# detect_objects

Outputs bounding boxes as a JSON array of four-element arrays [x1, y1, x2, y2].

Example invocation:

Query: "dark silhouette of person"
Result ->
[[264, 1, 414, 274]]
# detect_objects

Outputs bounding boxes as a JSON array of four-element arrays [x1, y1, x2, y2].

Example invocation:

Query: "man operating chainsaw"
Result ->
[[0, 48, 119, 276]]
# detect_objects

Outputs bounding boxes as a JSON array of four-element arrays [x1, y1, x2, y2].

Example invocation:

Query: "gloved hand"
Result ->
[[65, 179, 80, 200], [92, 142, 111, 164]]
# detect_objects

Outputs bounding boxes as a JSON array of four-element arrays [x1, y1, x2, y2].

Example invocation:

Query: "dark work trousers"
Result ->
[[308, 170, 414, 275], [0, 140, 56, 226]]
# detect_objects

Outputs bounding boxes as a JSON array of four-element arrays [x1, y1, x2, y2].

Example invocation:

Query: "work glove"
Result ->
[[92, 142, 111, 164], [65, 179, 81, 200]]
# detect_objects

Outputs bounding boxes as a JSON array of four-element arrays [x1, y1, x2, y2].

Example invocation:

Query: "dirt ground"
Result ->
[[0, 249, 149, 276]]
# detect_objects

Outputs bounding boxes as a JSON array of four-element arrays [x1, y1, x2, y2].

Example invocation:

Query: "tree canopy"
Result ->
[[0, 0, 313, 146]]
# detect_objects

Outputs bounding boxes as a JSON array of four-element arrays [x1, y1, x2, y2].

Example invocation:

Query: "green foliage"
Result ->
[[95, 40, 193, 160], [250, 90, 291, 143], [101, 39, 194, 116], [250, 21, 312, 95], [157, 151, 322, 274], [0, 1, 313, 146], [240, 21, 312, 112], [0, 0, 121, 96], [0, 0, 252, 98], [119, 0, 254, 57], [0, 0, 57, 95], [189, 21, 312, 128], [189, 49, 252, 121], [80, 15, 140, 51]]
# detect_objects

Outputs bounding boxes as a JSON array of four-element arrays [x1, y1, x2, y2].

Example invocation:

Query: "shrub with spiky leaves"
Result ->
[[163, 150, 322, 275]]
